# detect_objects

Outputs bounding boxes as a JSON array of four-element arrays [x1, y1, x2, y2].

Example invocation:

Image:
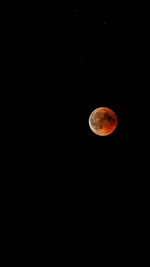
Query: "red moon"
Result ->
[[89, 107, 117, 136]]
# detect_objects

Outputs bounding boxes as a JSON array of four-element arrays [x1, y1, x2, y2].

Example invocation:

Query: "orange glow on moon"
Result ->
[[89, 107, 117, 136]]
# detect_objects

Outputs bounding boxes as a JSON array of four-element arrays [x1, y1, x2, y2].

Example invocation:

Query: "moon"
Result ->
[[89, 107, 117, 136]]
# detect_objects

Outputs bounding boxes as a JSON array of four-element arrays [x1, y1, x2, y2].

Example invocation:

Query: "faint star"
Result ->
[[74, 9, 78, 16]]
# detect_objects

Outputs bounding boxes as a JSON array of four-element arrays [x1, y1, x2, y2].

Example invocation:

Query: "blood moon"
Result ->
[[89, 107, 117, 136]]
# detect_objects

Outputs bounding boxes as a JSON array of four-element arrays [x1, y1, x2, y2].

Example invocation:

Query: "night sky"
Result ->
[[6, 0, 147, 257], [0, 1, 24, 8], [38, 1, 150, 233]]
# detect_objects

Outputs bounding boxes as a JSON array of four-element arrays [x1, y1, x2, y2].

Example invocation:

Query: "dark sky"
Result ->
[[0, 1, 24, 8], [0, 1, 148, 262], [40, 0, 64, 8], [9, 0, 147, 252], [0, 0, 8, 8], [16, 0, 24, 8], [38, 2, 149, 241]]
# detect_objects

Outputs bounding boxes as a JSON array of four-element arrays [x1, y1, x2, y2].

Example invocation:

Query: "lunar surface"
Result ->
[[89, 107, 117, 136]]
